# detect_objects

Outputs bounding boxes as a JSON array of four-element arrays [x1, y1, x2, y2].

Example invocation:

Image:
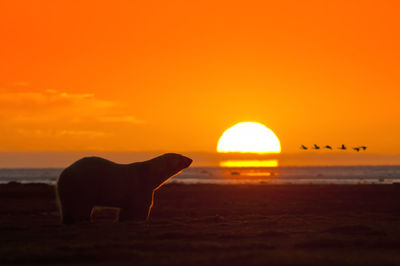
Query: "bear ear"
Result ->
[[163, 153, 180, 157]]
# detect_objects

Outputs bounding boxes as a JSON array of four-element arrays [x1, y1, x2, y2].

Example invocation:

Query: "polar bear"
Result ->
[[56, 153, 192, 224]]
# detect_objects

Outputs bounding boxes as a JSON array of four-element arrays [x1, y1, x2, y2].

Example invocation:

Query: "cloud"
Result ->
[[0, 89, 143, 148], [97, 115, 142, 123], [11, 81, 30, 87], [0, 90, 142, 125], [16, 129, 111, 138], [0, 90, 114, 112]]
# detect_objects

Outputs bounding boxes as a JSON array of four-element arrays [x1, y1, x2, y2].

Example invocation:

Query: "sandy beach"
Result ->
[[1, 183, 400, 265]]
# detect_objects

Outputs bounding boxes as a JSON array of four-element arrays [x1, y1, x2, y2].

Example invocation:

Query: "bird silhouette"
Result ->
[[300, 145, 308, 150], [361, 146, 367, 151], [325, 145, 332, 150], [353, 147, 360, 152], [313, 144, 320, 150], [338, 144, 346, 150]]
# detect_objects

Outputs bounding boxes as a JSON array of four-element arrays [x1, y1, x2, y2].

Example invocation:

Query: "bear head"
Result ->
[[150, 153, 192, 189]]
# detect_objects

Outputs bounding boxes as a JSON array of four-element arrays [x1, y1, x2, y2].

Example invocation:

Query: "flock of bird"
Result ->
[[300, 144, 367, 152]]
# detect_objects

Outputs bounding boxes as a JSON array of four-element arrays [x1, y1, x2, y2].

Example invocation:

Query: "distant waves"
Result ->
[[1, 166, 400, 185]]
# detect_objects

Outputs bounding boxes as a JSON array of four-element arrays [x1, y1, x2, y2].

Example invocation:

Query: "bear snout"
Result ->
[[182, 156, 193, 168]]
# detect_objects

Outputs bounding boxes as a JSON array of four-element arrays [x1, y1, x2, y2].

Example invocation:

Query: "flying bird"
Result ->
[[338, 144, 346, 150], [313, 144, 320, 150], [300, 145, 308, 150], [325, 145, 332, 150], [353, 147, 360, 152], [361, 146, 367, 151]]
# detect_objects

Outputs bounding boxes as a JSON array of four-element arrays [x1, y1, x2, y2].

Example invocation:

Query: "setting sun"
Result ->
[[217, 122, 281, 153]]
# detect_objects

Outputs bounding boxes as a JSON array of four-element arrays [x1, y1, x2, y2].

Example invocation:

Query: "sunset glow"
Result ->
[[0, 1, 399, 166], [217, 122, 281, 153], [3, 2, 400, 265]]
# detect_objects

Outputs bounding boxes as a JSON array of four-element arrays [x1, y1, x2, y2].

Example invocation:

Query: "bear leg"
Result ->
[[59, 204, 73, 224], [60, 201, 93, 224], [71, 203, 94, 223], [58, 200, 75, 225], [62, 214, 75, 225]]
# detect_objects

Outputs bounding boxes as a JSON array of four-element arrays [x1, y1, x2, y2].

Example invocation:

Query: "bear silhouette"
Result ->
[[56, 153, 192, 224]]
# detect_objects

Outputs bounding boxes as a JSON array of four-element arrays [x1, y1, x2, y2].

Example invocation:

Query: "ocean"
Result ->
[[1, 166, 400, 185]]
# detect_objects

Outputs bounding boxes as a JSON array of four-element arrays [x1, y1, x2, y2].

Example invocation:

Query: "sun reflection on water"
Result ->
[[219, 159, 278, 168]]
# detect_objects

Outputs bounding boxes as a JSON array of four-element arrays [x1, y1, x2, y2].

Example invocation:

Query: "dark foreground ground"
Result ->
[[1, 183, 400, 265]]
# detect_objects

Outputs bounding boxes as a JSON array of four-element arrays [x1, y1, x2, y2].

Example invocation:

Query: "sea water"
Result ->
[[1, 166, 400, 185]]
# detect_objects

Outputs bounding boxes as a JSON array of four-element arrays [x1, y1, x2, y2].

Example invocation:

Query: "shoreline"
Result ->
[[2, 178, 400, 185], [2, 164, 400, 186]]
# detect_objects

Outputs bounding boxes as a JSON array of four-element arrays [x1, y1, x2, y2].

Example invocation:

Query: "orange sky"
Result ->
[[0, 1, 399, 157]]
